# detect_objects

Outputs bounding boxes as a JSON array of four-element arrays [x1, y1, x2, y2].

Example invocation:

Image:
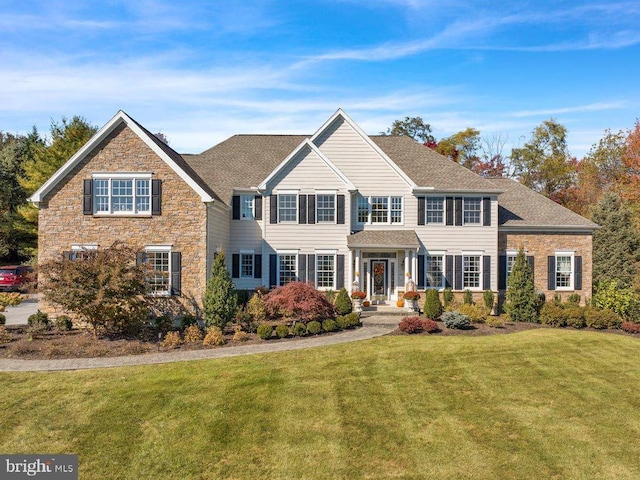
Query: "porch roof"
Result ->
[[347, 230, 420, 249]]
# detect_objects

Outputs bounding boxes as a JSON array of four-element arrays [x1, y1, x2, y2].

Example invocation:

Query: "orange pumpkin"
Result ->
[[363, 301, 371, 307], [397, 299, 405, 307]]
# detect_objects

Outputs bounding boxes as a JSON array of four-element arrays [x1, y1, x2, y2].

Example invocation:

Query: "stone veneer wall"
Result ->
[[499, 231, 593, 302], [37, 123, 208, 314]]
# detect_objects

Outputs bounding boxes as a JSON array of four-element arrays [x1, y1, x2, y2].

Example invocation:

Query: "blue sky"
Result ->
[[1, 0, 639, 158]]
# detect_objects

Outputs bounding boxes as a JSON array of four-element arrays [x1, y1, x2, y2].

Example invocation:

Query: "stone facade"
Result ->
[[38, 123, 208, 313], [499, 231, 593, 302]]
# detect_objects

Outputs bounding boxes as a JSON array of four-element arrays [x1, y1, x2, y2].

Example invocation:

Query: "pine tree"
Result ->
[[505, 248, 538, 323], [334, 287, 352, 315], [203, 253, 238, 329]]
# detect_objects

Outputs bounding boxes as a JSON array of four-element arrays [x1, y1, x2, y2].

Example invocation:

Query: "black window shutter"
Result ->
[[308, 254, 316, 286], [527, 256, 535, 281], [446, 197, 454, 225], [254, 196, 262, 221], [336, 254, 345, 289], [575, 256, 582, 290], [445, 255, 454, 288], [454, 255, 463, 290], [254, 254, 262, 279], [308, 194, 316, 224], [270, 195, 278, 224], [298, 254, 307, 282], [151, 179, 162, 215], [418, 197, 426, 225], [269, 254, 277, 287], [299, 195, 307, 224], [171, 252, 181, 296], [454, 197, 463, 226], [483, 197, 491, 226], [232, 195, 240, 220], [232, 254, 240, 278], [483, 255, 491, 290], [337, 194, 345, 224], [417, 254, 425, 288], [136, 252, 147, 266], [498, 255, 507, 290], [548, 256, 556, 290], [83, 179, 93, 215]]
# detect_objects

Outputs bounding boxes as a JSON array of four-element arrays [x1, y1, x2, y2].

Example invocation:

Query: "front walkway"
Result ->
[[0, 315, 399, 372]]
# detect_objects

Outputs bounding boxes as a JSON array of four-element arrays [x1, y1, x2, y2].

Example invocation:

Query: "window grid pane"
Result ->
[[112, 179, 134, 212], [426, 255, 444, 288], [426, 197, 444, 224], [241, 196, 254, 220], [391, 197, 402, 224], [316, 195, 335, 223], [371, 197, 388, 223], [506, 254, 517, 283], [556, 255, 572, 288], [147, 251, 170, 293], [241, 254, 253, 277], [463, 198, 481, 224], [279, 194, 297, 222], [357, 196, 370, 223], [316, 254, 335, 288], [279, 254, 297, 285], [463, 255, 481, 289], [95, 179, 109, 212], [136, 179, 150, 212]]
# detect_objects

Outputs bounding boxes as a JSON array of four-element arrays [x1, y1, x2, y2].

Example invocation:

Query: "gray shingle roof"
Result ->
[[347, 230, 420, 248], [486, 177, 599, 230]]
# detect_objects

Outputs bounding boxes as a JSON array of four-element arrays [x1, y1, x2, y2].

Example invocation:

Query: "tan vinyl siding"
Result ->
[[206, 203, 231, 277], [270, 145, 347, 191]]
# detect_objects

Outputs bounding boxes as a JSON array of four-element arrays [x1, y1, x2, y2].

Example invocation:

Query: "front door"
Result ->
[[370, 260, 388, 301]]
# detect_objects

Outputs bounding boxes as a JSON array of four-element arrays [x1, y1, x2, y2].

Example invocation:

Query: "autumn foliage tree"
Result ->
[[263, 282, 336, 323], [618, 120, 640, 210]]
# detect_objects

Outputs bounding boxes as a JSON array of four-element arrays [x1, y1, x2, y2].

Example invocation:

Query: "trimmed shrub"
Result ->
[[592, 279, 640, 320], [483, 290, 494, 311], [28, 311, 51, 329], [246, 293, 267, 322], [443, 288, 454, 307], [292, 322, 307, 337], [203, 252, 238, 329], [442, 311, 471, 329], [458, 303, 488, 323], [154, 315, 173, 334], [622, 322, 640, 333], [334, 288, 352, 315], [343, 312, 361, 328], [306, 321, 322, 335], [0, 313, 5, 326], [55, 315, 73, 331], [463, 289, 473, 305], [0, 292, 23, 307], [584, 307, 621, 329], [486, 316, 505, 328], [567, 293, 581, 306], [564, 307, 585, 329], [335, 316, 347, 330], [264, 282, 336, 323], [275, 324, 290, 338], [322, 319, 338, 332], [421, 318, 438, 333], [257, 324, 273, 340], [203, 326, 225, 346], [399, 316, 423, 334], [232, 327, 250, 342], [180, 314, 197, 330], [183, 324, 203, 343], [235, 289, 251, 307], [0, 326, 11, 344], [161, 331, 182, 348], [540, 303, 567, 327], [423, 289, 443, 319]]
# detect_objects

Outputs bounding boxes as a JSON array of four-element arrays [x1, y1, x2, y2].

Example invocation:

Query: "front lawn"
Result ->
[[1, 329, 640, 479]]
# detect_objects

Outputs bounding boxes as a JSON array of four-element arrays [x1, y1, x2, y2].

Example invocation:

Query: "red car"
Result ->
[[0, 266, 33, 292]]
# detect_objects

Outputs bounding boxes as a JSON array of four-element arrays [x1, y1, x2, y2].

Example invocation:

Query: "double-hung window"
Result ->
[[555, 253, 574, 289], [426, 197, 444, 224], [241, 196, 254, 220], [426, 254, 444, 289], [506, 251, 518, 284], [145, 246, 171, 295], [93, 174, 151, 215], [69, 244, 98, 261], [316, 254, 335, 289], [278, 194, 297, 222], [463, 197, 482, 225], [357, 195, 403, 224], [357, 196, 370, 223], [463, 255, 481, 289], [279, 254, 297, 285], [316, 194, 335, 223], [241, 253, 254, 278]]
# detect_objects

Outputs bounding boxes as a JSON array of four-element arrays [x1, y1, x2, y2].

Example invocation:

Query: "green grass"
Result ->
[[2, 329, 640, 479]]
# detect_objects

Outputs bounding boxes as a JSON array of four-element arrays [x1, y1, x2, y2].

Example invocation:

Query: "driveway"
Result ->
[[3, 294, 38, 325]]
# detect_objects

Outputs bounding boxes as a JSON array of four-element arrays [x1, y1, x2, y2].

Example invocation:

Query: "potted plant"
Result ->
[[351, 291, 366, 312], [403, 291, 420, 311]]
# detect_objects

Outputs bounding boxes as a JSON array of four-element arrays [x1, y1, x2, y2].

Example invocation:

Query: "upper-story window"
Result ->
[[93, 174, 151, 215], [316, 194, 335, 223], [278, 194, 297, 222], [426, 197, 444, 224], [357, 195, 403, 225], [463, 197, 482, 225], [241, 195, 254, 220]]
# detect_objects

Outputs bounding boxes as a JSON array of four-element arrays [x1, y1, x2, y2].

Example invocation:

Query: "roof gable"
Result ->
[[30, 111, 217, 204]]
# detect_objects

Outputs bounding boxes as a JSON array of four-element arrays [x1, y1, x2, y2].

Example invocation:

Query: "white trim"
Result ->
[[461, 252, 483, 291], [356, 194, 404, 226], [462, 196, 483, 226], [145, 245, 172, 252], [273, 189, 299, 194], [315, 189, 337, 195], [144, 245, 173, 296], [315, 252, 337, 291], [310, 109, 417, 189], [92, 172, 152, 179], [240, 252, 255, 279], [424, 195, 445, 225], [258, 139, 356, 191], [276, 192, 298, 224], [554, 251, 575, 291], [240, 249, 255, 254], [499, 226, 599, 232], [276, 249, 300, 254], [71, 244, 98, 250], [29, 110, 215, 204], [315, 249, 338, 254]]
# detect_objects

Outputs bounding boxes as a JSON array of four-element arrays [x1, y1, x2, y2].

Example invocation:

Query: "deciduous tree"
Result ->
[[383, 116, 435, 144]]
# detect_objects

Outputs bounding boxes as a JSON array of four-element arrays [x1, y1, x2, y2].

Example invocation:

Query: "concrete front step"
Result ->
[[361, 304, 414, 316]]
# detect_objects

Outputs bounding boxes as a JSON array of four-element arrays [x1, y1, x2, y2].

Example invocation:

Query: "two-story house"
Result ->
[[30, 109, 597, 313]]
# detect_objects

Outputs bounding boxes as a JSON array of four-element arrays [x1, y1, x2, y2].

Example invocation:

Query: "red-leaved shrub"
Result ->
[[399, 316, 423, 334], [421, 318, 438, 333], [264, 282, 336, 323], [622, 322, 640, 333]]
